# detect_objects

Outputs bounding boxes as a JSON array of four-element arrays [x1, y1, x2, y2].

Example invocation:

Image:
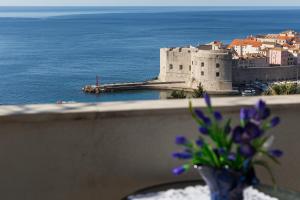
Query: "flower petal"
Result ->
[[196, 139, 204, 147], [172, 166, 186, 175], [239, 144, 256, 157], [270, 117, 280, 127], [172, 152, 192, 159], [198, 126, 209, 135], [214, 111, 223, 121], [240, 108, 249, 121], [175, 136, 188, 145], [244, 122, 261, 139], [269, 149, 283, 157], [204, 93, 211, 107], [195, 109, 205, 119], [232, 126, 244, 143], [256, 100, 266, 112]]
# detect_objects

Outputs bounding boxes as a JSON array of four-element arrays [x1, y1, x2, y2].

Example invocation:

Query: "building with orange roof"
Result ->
[[228, 38, 262, 57]]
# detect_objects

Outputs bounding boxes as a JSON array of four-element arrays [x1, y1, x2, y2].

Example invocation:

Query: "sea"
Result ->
[[1, 6, 300, 105]]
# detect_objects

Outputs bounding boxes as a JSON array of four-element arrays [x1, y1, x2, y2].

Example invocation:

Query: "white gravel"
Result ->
[[128, 185, 278, 200]]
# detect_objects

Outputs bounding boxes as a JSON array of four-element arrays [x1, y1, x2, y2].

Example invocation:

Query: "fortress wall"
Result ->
[[233, 65, 300, 84], [159, 48, 193, 83]]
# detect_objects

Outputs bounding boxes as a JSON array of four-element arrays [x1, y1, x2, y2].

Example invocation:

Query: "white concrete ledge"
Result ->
[[1, 95, 300, 119]]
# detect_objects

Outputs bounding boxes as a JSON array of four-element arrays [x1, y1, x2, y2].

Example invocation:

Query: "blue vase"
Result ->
[[196, 166, 258, 200]]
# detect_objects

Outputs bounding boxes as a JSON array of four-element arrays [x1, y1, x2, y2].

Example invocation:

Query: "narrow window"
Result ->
[[216, 63, 220, 68], [216, 72, 220, 77], [169, 64, 173, 69], [192, 61, 193, 65], [189, 65, 191, 71], [179, 65, 183, 70], [201, 71, 204, 76], [201, 62, 204, 67]]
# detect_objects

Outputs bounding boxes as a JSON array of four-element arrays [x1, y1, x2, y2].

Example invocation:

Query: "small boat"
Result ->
[[241, 88, 256, 96]]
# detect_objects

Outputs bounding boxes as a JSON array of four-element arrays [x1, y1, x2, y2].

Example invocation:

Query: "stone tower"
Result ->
[[190, 49, 233, 91], [159, 46, 233, 92]]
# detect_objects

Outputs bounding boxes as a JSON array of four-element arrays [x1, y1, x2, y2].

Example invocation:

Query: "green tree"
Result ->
[[192, 83, 205, 98], [169, 90, 186, 99], [264, 82, 299, 95]]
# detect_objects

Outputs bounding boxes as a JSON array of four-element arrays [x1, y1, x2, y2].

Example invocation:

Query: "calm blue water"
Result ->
[[1, 7, 300, 105]]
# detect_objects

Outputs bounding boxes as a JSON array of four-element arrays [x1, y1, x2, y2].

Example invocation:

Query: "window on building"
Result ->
[[216, 63, 220, 68], [179, 65, 183, 70], [216, 72, 220, 77], [189, 65, 191, 71], [192, 61, 193, 65], [169, 64, 173, 69], [201, 62, 204, 67], [201, 71, 204, 76]]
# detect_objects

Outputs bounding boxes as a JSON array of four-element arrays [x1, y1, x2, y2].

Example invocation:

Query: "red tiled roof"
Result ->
[[228, 39, 262, 48]]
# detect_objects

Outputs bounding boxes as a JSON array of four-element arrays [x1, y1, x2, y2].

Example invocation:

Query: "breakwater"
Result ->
[[82, 81, 187, 94]]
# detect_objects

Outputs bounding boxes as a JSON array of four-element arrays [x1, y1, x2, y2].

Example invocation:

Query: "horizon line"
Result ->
[[1, 5, 300, 7]]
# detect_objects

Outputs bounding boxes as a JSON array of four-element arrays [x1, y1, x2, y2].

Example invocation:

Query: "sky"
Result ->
[[1, 0, 300, 6]]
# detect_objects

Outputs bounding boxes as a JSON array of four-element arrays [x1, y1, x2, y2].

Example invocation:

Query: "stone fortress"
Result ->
[[159, 30, 300, 92]]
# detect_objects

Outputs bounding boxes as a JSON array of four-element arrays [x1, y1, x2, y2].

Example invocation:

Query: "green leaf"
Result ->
[[202, 143, 220, 168], [253, 160, 276, 186], [258, 150, 281, 165], [192, 156, 210, 166]]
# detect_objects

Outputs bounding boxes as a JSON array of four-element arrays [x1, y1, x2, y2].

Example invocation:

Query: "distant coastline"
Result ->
[[0, 6, 300, 18]]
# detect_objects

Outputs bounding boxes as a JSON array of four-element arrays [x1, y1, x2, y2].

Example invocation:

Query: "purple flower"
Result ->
[[199, 126, 209, 135], [240, 108, 250, 121], [255, 100, 271, 120], [195, 109, 211, 125], [195, 109, 205, 119], [196, 139, 204, 147], [248, 108, 257, 118], [232, 126, 244, 143], [233, 122, 261, 144], [172, 165, 189, 175], [203, 117, 211, 126], [175, 136, 188, 145], [228, 153, 236, 161], [244, 122, 261, 139], [239, 144, 256, 157], [270, 117, 280, 127], [172, 152, 192, 159], [269, 149, 283, 157], [256, 100, 266, 112], [172, 166, 186, 175], [214, 111, 223, 121], [204, 93, 211, 107]]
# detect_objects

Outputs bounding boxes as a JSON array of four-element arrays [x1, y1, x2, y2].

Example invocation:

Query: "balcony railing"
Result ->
[[0, 95, 300, 199]]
